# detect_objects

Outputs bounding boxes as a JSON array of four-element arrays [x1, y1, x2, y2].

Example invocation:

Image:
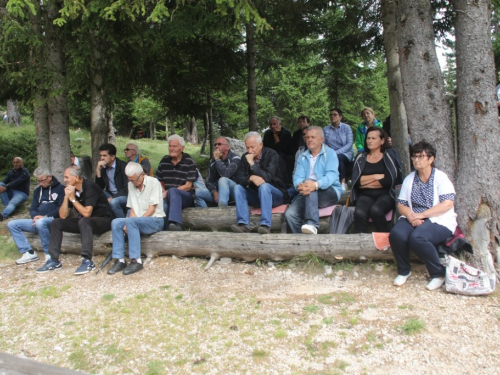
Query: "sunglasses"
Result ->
[[124, 148, 136, 152], [214, 143, 228, 147]]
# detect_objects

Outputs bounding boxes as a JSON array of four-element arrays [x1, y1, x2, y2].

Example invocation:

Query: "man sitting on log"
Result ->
[[36, 166, 114, 275], [0, 157, 30, 221], [194, 136, 241, 208], [284, 126, 342, 234], [95, 143, 129, 218], [231, 131, 289, 234], [155, 134, 197, 231], [108, 162, 165, 275], [8, 167, 65, 265], [123, 142, 154, 176]]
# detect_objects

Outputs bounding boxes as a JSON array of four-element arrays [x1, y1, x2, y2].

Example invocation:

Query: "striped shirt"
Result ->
[[155, 153, 197, 195]]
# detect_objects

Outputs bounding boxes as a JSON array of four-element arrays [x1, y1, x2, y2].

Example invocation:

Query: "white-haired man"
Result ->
[[108, 162, 165, 275], [155, 134, 197, 231], [232, 132, 289, 234]]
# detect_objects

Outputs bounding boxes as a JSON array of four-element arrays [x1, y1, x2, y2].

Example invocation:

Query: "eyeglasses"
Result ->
[[214, 143, 228, 147], [128, 174, 144, 183], [124, 148, 136, 152], [411, 154, 429, 161], [37, 176, 50, 184]]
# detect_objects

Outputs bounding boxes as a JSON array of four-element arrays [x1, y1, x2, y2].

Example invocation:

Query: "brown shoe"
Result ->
[[257, 226, 271, 234], [231, 224, 250, 233]]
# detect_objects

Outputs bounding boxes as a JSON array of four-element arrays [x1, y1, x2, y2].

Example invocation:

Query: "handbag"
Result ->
[[444, 255, 496, 296]]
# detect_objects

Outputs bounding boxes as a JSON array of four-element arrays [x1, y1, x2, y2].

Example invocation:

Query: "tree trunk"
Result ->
[[108, 105, 116, 143], [183, 116, 198, 144], [207, 91, 214, 156], [45, 0, 71, 181], [454, 0, 500, 274], [381, 0, 411, 176], [396, 0, 455, 179], [201, 111, 208, 155], [246, 22, 258, 131], [33, 96, 50, 170], [169, 114, 175, 137], [90, 70, 108, 175], [6, 99, 21, 126], [164, 116, 169, 140]]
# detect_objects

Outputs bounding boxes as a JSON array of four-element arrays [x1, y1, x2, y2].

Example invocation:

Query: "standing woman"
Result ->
[[389, 141, 457, 291], [355, 107, 382, 155], [351, 127, 402, 233]]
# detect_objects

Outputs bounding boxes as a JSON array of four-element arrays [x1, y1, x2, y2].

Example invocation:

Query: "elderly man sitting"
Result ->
[[108, 162, 165, 275], [284, 126, 343, 234]]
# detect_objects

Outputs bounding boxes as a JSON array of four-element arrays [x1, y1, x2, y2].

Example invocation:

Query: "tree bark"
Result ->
[[6, 99, 21, 126], [207, 91, 214, 156], [454, 0, 500, 274], [246, 21, 258, 131], [90, 67, 108, 175], [45, 0, 71, 181], [183, 116, 198, 144], [33, 96, 50, 170], [396, 0, 455, 179], [381, 0, 411, 176], [201, 110, 208, 155]]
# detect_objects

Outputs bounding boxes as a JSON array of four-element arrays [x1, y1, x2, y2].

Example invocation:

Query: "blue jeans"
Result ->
[[234, 183, 284, 227], [111, 217, 164, 259], [194, 177, 237, 207], [284, 187, 338, 233], [0, 182, 28, 218], [389, 218, 452, 278], [7, 217, 54, 254], [163, 188, 194, 225], [104, 193, 127, 218]]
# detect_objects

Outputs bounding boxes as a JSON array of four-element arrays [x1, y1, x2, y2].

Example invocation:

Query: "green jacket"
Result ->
[[354, 119, 382, 154]]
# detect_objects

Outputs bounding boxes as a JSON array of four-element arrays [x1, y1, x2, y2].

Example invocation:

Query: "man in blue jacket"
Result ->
[[284, 126, 342, 234], [7, 167, 65, 264], [0, 157, 30, 221]]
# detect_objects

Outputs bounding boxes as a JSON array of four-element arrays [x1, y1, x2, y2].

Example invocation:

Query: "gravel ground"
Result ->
[[0, 247, 499, 375]]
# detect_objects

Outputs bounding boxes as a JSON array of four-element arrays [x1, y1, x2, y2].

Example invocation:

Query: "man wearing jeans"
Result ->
[[95, 143, 129, 218], [8, 167, 65, 264], [108, 162, 165, 275], [284, 126, 342, 234], [231, 132, 289, 234], [194, 137, 241, 208], [0, 157, 30, 221]]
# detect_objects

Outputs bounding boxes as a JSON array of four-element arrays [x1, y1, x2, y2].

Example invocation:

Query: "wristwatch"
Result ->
[[315, 182, 319, 190], [71, 199, 76, 203]]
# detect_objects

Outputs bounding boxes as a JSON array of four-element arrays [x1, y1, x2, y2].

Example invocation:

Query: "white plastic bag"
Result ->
[[444, 255, 496, 296]]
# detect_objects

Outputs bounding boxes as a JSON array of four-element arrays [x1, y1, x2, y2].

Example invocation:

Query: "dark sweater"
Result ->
[[30, 176, 65, 218], [2, 167, 30, 196]]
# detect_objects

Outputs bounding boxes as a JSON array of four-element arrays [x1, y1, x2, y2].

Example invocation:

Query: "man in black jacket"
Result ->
[[231, 132, 289, 234], [8, 167, 65, 264], [95, 143, 129, 218], [0, 157, 30, 221]]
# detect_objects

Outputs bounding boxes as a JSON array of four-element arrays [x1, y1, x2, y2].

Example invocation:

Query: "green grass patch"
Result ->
[[102, 294, 116, 301], [400, 318, 425, 335], [303, 305, 319, 314], [68, 349, 92, 372], [145, 360, 166, 375], [252, 349, 268, 358], [274, 327, 287, 339]]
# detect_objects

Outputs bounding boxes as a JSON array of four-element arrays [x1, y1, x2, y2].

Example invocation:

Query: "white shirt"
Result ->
[[127, 175, 166, 218]]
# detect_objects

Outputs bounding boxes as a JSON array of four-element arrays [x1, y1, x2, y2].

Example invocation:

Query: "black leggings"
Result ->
[[353, 193, 394, 233]]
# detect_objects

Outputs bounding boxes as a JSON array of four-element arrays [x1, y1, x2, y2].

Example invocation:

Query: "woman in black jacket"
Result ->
[[351, 127, 402, 233]]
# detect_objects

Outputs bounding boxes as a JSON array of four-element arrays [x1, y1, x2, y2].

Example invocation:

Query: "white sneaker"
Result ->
[[393, 272, 411, 286], [44, 253, 51, 262], [301, 224, 317, 234], [341, 182, 348, 192], [426, 277, 445, 291], [16, 251, 39, 265]]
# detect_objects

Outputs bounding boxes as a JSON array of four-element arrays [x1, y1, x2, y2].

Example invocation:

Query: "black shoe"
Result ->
[[231, 224, 250, 233], [107, 260, 127, 275], [0, 212, 3, 222], [168, 222, 183, 231], [123, 259, 144, 275], [257, 225, 271, 234]]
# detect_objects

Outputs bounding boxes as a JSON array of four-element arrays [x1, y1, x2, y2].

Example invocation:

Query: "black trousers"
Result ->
[[353, 193, 394, 233], [49, 217, 113, 261]]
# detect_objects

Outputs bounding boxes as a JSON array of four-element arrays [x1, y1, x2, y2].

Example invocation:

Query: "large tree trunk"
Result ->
[[381, 0, 411, 176], [207, 91, 214, 156], [6, 99, 21, 126], [396, 0, 455, 178], [246, 22, 258, 131], [45, 0, 71, 181], [33, 97, 50, 170], [454, 0, 500, 274], [183, 116, 198, 144]]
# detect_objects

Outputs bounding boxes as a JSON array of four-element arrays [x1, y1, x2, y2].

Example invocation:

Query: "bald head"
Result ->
[[13, 157, 23, 170]]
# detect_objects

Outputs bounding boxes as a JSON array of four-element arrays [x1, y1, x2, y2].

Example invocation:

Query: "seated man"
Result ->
[[108, 162, 165, 276], [263, 116, 294, 186], [8, 167, 65, 264], [232, 132, 289, 234], [284, 126, 342, 234], [324, 108, 353, 191], [194, 137, 241, 208], [0, 157, 30, 221], [36, 166, 114, 275], [123, 143, 154, 176], [291, 115, 311, 155], [155, 134, 197, 231], [95, 143, 129, 218]]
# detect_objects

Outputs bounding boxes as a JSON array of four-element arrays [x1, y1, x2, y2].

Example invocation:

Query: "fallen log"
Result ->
[[24, 232, 400, 269]]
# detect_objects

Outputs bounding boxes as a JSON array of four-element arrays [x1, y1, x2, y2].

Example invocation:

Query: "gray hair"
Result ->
[[268, 116, 281, 124], [126, 143, 139, 152], [66, 165, 83, 178], [13, 157, 23, 162], [125, 162, 144, 177], [33, 167, 52, 178], [307, 126, 324, 138], [168, 134, 185, 147], [217, 136, 230, 145], [245, 131, 262, 144]]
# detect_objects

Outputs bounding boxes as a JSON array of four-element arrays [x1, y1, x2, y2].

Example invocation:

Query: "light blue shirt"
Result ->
[[324, 122, 354, 161]]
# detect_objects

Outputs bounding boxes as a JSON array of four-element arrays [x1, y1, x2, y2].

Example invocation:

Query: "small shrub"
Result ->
[[401, 318, 425, 335]]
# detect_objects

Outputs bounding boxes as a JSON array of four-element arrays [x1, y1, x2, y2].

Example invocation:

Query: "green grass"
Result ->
[[303, 305, 320, 313], [400, 318, 425, 335], [102, 294, 116, 301], [252, 349, 268, 358]]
